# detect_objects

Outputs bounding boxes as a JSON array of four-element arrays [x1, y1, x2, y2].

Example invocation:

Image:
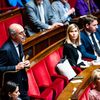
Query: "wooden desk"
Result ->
[[57, 65, 100, 100]]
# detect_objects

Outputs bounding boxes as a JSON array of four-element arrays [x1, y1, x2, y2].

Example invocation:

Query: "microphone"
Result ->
[[25, 49, 32, 60], [23, 49, 32, 69]]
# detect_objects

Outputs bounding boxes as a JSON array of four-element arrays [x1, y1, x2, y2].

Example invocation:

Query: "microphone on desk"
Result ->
[[24, 49, 32, 69], [25, 49, 32, 60]]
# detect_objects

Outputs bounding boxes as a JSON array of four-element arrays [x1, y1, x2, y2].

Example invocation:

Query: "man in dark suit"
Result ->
[[78, 15, 100, 60], [0, 23, 30, 100], [25, 0, 63, 36]]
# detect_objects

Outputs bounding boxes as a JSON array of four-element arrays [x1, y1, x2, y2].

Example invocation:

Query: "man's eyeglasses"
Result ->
[[18, 30, 26, 35]]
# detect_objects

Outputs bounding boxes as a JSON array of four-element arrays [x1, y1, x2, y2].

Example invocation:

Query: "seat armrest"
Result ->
[[51, 74, 69, 86], [72, 66, 82, 74]]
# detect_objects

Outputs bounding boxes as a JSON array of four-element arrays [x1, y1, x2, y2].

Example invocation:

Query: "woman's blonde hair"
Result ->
[[91, 68, 100, 84], [65, 24, 81, 46]]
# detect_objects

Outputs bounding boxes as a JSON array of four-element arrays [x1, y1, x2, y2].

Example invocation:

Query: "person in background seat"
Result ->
[[63, 24, 91, 68], [51, 0, 75, 24], [75, 0, 99, 16], [24, 0, 63, 36], [78, 15, 100, 60]]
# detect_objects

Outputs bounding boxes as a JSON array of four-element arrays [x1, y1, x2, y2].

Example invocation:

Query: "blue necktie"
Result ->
[[91, 33, 100, 56]]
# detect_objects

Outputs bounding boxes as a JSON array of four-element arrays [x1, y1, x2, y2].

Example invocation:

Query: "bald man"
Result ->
[[0, 23, 30, 100]]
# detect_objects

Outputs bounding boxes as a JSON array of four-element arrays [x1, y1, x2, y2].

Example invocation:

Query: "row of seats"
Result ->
[[27, 46, 81, 99]]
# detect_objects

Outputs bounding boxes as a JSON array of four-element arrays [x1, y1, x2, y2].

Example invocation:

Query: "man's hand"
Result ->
[[67, 8, 75, 15], [16, 62, 25, 71], [24, 60, 30, 68], [48, 23, 63, 29], [16, 60, 30, 71]]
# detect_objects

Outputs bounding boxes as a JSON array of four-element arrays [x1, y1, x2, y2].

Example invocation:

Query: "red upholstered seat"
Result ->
[[58, 46, 64, 58], [4, 14, 23, 33], [31, 59, 65, 99], [31, 60, 52, 88], [0, 22, 8, 47], [72, 66, 82, 74], [68, 0, 77, 8], [45, 50, 61, 76], [0, 12, 23, 48], [27, 69, 53, 100], [45, 50, 69, 86]]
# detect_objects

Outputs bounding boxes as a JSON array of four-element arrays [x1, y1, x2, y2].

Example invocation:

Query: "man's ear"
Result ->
[[11, 34, 16, 39], [86, 24, 89, 29]]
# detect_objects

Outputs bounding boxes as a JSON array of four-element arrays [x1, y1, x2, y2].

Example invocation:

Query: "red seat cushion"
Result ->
[[0, 22, 8, 47], [27, 69, 54, 100], [27, 69, 40, 96], [51, 78, 64, 99], [45, 49, 69, 86], [0, 13, 23, 47], [4, 14, 23, 33], [31, 59, 65, 99], [45, 50, 61, 75], [58, 46, 64, 58], [31, 59, 52, 88], [68, 0, 77, 8]]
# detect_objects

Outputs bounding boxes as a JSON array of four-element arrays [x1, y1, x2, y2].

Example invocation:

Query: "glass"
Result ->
[[18, 30, 26, 35]]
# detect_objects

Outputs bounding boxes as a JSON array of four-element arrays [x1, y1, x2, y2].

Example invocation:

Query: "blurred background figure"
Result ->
[[24, 0, 63, 36], [52, 0, 75, 24], [89, 68, 100, 100], [75, 0, 99, 16]]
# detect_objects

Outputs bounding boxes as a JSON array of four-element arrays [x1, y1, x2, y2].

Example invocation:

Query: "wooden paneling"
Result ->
[[23, 25, 67, 60]]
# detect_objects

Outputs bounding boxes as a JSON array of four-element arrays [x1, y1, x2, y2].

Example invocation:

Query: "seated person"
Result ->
[[1, 81, 21, 100], [7, 0, 30, 7], [51, 0, 75, 24], [75, 0, 99, 16], [63, 24, 91, 68], [25, 0, 63, 36], [89, 68, 100, 100], [78, 15, 100, 60]]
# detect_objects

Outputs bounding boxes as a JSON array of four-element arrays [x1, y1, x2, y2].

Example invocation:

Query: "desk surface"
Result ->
[[57, 65, 100, 100]]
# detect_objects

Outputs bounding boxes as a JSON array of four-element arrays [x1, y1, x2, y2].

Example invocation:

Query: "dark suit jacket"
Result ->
[[25, 0, 56, 36], [63, 42, 85, 67], [78, 29, 100, 60], [0, 39, 28, 98]]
